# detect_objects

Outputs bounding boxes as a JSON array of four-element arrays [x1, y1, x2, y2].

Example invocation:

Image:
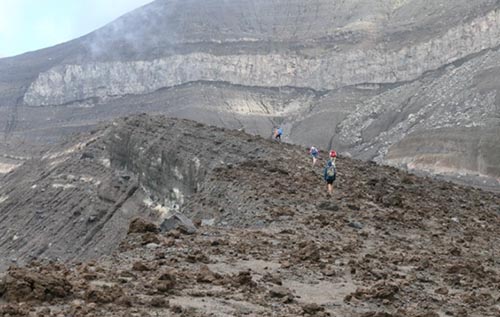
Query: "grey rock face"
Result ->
[[332, 48, 500, 187], [23, 10, 500, 106]]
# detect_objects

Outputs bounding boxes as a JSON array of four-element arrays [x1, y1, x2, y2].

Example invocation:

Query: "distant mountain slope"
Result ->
[[0, 0, 499, 188]]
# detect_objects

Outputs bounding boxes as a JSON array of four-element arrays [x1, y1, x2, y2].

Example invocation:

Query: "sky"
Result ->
[[0, 0, 154, 58]]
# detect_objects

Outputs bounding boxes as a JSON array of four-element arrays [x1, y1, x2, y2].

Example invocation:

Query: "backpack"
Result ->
[[277, 128, 283, 135], [310, 147, 318, 156], [326, 163, 336, 178], [329, 150, 337, 158]]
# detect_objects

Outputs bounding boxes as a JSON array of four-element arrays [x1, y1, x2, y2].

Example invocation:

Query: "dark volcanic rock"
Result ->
[[317, 201, 340, 211]]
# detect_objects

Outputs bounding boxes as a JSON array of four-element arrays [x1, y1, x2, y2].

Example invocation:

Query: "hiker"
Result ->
[[309, 146, 319, 166], [274, 127, 283, 142], [329, 149, 337, 165], [323, 159, 336, 194]]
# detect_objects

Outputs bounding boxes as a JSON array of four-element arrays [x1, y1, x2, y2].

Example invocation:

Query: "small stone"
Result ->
[[317, 201, 340, 211], [196, 265, 221, 283], [435, 287, 449, 295], [201, 218, 215, 226], [156, 270, 177, 293], [321, 266, 336, 276], [132, 261, 151, 272], [146, 243, 160, 249], [269, 286, 292, 298], [348, 221, 363, 230], [262, 273, 282, 285], [233, 271, 255, 287], [71, 299, 84, 307], [347, 204, 361, 211], [150, 296, 170, 308], [302, 303, 325, 315]]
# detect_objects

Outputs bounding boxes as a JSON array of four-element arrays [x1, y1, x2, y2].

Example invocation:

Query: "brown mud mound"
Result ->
[[0, 266, 71, 302], [128, 217, 159, 234]]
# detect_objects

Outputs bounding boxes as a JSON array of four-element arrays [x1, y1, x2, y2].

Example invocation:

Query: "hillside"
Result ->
[[0, 114, 499, 316], [0, 0, 499, 189]]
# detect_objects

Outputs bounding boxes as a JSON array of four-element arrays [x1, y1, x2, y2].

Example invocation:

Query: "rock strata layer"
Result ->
[[23, 10, 500, 106]]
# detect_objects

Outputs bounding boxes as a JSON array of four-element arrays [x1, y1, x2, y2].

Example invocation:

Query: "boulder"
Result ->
[[160, 212, 197, 234]]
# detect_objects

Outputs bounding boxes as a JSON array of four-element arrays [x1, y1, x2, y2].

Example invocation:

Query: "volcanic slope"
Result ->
[[0, 114, 499, 316], [1, 0, 500, 188]]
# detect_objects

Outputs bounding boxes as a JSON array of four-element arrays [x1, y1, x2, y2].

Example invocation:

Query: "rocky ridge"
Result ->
[[0, 114, 499, 316]]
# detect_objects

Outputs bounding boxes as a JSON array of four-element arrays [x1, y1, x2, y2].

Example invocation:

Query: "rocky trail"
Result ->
[[0, 115, 499, 316]]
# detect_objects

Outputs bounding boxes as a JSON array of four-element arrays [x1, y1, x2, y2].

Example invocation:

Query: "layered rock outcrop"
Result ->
[[23, 9, 500, 106]]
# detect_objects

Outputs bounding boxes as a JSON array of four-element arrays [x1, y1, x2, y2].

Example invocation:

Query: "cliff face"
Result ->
[[23, 9, 500, 106], [1, 0, 500, 188]]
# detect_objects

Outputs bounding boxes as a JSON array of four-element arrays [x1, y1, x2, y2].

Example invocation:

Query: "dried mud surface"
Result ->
[[0, 115, 499, 316]]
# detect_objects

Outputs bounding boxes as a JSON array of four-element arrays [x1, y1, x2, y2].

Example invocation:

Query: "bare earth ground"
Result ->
[[0, 115, 499, 316]]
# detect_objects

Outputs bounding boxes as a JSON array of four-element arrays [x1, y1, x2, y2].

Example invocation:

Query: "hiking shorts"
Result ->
[[326, 176, 335, 184]]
